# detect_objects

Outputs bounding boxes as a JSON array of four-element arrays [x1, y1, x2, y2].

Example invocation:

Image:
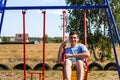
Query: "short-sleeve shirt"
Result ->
[[65, 43, 88, 62]]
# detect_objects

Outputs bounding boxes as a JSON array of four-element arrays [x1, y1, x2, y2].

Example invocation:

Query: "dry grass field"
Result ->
[[0, 43, 120, 80]]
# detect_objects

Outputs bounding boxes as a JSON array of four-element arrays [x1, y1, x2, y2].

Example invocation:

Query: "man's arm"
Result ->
[[65, 50, 90, 59], [57, 41, 66, 62]]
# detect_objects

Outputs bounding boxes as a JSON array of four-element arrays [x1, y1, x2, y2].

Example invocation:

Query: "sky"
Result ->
[[1, 0, 67, 37]]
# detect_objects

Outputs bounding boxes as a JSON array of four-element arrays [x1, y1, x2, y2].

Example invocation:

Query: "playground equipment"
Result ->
[[0, 0, 119, 80]]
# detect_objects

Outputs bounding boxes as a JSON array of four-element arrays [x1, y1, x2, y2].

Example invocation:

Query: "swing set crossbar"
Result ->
[[0, 5, 107, 10]]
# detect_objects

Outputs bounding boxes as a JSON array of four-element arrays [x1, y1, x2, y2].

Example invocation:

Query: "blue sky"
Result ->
[[1, 0, 67, 37]]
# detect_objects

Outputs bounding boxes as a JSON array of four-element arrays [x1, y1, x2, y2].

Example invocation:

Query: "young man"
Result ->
[[57, 31, 90, 80]]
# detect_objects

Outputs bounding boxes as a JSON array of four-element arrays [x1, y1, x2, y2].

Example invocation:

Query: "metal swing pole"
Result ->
[[84, 9, 87, 46], [62, 10, 66, 80], [62, 10, 66, 41], [0, 0, 7, 34], [42, 10, 46, 80], [83, 9, 88, 80], [106, 9, 120, 79], [22, 10, 27, 80], [103, 0, 120, 79]]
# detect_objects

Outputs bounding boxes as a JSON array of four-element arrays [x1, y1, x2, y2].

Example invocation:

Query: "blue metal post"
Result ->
[[106, 9, 120, 78], [0, 0, 3, 4], [0, 0, 7, 35], [104, 0, 120, 79]]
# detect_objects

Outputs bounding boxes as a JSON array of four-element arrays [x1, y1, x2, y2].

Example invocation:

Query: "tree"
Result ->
[[2, 36, 10, 42], [110, 0, 120, 42], [65, 0, 120, 61]]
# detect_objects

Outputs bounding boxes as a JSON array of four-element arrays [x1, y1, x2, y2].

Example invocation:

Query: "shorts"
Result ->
[[67, 58, 84, 62]]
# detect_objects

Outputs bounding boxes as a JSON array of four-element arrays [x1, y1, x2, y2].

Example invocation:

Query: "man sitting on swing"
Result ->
[[57, 31, 90, 80]]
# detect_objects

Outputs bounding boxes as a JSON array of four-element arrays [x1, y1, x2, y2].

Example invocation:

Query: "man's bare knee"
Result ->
[[76, 60, 84, 67], [65, 59, 72, 66]]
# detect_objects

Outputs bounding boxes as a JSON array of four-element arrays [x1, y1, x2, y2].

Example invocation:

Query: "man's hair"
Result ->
[[69, 31, 78, 36]]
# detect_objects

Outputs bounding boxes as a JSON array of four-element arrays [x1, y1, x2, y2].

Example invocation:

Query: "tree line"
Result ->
[[0, 36, 62, 43]]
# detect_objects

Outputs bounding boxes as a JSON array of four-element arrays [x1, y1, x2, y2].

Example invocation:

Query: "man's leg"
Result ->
[[64, 59, 72, 80], [76, 60, 84, 80]]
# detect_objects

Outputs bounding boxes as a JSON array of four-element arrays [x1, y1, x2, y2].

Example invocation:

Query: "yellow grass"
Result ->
[[0, 43, 120, 80], [0, 43, 60, 68]]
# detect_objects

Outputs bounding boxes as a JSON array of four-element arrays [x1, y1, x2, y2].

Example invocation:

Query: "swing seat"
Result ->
[[71, 60, 88, 80], [71, 70, 77, 80], [71, 70, 88, 80]]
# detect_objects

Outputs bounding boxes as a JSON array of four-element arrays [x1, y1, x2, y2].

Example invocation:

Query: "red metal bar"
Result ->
[[62, 45, 66, 80], [84, 10, 87, 46], [62, 10, 66, 80], [27, 72, 43, 80], [62, 10, 66, 41], [22, 10, 26, 80], [27, 72, 43, 74], [31, 74, 33, 80], [42, 11, 46, 80], [83, 9, 88, 80]]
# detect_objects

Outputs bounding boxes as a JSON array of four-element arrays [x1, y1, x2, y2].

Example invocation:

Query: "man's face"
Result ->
[[69, 34, 79, 46]]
